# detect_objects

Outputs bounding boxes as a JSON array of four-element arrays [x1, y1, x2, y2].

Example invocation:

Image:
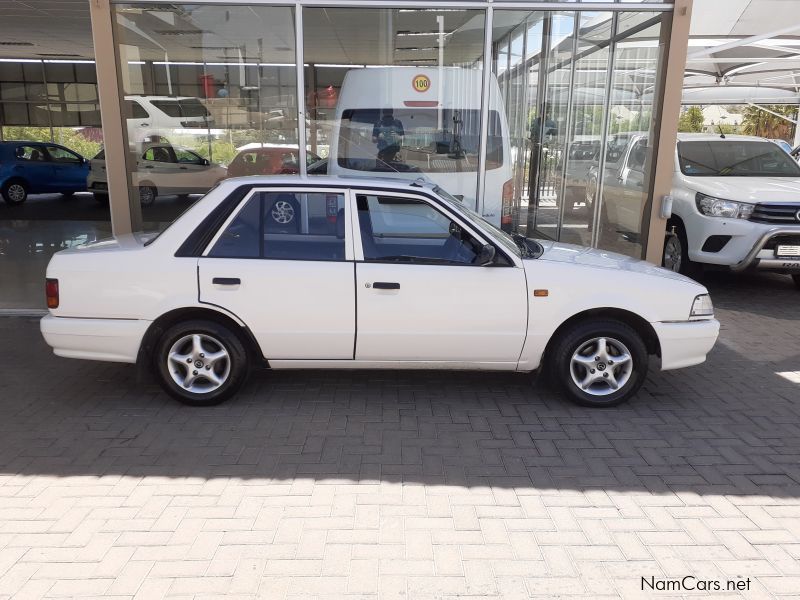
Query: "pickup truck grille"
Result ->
[[750, 203, 800, 224]]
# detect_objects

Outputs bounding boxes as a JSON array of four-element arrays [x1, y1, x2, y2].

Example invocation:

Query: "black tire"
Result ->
[[266, 195, 300, 232], [138, 185, 157, 206], [549, 319, 648, 408], [154, 319, 249, 406], [792, 274, 800, 290], [177, 193, 191, 201], [93, 192, 109, 204], [2, 180, 28, 205], [662, 221, 700, 278]]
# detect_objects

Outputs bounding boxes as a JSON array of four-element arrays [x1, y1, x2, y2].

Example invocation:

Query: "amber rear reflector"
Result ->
[[45, 278, 59, 308], [533, 289, 549, 297]]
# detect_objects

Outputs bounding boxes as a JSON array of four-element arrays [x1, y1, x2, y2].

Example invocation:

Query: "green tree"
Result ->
[[2, 125, 102, 158], [740, 105, 797, 140], [678, 106, 704, 133]]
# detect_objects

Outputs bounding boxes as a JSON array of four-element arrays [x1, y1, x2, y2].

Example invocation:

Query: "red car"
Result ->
[[227, 147, 321, 177]]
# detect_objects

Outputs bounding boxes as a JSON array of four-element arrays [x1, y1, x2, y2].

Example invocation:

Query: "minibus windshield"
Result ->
[[338, 108, 503, 174]]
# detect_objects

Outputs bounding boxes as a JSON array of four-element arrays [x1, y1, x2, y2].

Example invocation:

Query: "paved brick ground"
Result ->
[[0, 270, 799, 599]]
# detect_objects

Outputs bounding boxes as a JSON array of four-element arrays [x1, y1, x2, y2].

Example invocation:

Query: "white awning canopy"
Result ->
[[683, 0, 800, 105]]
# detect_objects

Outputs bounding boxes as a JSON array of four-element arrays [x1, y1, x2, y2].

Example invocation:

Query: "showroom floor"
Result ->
[[0, 270, 798, 599]]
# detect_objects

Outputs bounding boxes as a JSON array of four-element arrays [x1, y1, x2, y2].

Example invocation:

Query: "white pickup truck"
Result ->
[[589, 133, 800, 288]]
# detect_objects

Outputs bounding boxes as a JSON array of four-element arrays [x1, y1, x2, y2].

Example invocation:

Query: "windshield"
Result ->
[[431, 185, 521, 258], [678, 140, 800, 177], [338, 108, 503, 174]]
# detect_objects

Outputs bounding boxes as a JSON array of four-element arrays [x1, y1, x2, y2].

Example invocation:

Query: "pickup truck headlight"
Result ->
[[695, 192, 754, 219], [690, 293, 714, 318]]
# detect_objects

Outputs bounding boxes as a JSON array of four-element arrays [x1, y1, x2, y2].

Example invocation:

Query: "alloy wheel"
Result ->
[[663, 235, 682, 272], [7, 184, 26, 203], [166, 333, 231, 394], [569, 336, 633, 397], [271, 200, 295, 224]]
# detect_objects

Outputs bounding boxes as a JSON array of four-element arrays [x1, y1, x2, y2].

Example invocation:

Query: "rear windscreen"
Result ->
[[338, 108, 503, 173]]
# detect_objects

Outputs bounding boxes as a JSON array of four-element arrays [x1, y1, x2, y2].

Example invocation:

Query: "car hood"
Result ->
[[534, 240, 698, 284], [682, 176, 800, 203]]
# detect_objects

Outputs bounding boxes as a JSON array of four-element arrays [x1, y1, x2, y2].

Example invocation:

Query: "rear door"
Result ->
[[352, 190, 528, 363], [14, 145, 54, 193], [198, 187, 355, 359], [173, 147, 214, 193]]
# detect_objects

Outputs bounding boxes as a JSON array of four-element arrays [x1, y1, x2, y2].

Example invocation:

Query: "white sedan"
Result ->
[[40, 177, 719, 407]]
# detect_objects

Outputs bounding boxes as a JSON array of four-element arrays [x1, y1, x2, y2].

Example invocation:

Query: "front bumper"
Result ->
[[40, 314, 149, 363], [730, 227, 800, 271], [653, 319, 720, 371]]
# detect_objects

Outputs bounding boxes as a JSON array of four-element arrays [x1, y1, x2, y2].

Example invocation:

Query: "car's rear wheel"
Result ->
[[266, 196, 300, 231], [2, 180, 28, 205], [154, 320, 249, 406], [138, 185, 157, 206], [550, 319, 648, 407]]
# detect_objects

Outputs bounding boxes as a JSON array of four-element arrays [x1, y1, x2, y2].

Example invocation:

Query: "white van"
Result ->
[[326, 67, 513, 227]]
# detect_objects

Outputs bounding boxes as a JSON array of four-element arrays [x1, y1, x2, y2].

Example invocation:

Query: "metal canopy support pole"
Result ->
[[526, 11, 552, 237], [89, 0, 139, 236], [643, 0, 693, 265], [295, 3, 308, 177], [476, 5, 494, 216]]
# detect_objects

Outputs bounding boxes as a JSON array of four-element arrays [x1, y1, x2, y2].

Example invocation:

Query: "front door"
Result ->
[[198, 188, 355, 360], [353, 192, 528, 363], [45, 146, 87, 192]]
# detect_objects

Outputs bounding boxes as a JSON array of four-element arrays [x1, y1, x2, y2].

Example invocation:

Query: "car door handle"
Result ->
[[372, 282, 400, 290], [179, 166, 188, 170], [144, 165, 154, 169], [212, 277, 241, 286]]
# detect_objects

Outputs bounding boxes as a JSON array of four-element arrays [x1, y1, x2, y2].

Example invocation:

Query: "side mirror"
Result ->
[[478, 243, 496, 266], [202, 158, 210, 166]]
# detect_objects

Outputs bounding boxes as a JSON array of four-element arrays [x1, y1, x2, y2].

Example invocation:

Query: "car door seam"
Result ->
[[516, 265, 531, 369]]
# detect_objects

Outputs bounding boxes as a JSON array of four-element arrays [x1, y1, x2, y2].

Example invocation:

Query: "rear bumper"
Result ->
[[40, 314, 150, 363], [653, 319, 720, 371]]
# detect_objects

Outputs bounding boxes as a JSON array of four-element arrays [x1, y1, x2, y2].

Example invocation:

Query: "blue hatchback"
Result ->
[[0, 141, 89, 205]]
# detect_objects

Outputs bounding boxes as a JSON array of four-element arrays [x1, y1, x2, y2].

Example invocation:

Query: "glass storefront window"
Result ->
[[303, 8, 488, 213], [113, 3, 298, 222]]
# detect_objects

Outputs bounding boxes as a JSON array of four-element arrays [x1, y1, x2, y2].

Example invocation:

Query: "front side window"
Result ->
[[339, 109, 503, 174], [174, 148, 204, 164], [46, 146, 81, 163], [357, 194, 484, 265], [679, 140, 800, 177], [209, 191, 347, 261]]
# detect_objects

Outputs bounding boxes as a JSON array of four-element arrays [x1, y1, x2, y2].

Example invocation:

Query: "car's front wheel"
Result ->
[[154, 320, 249, 406], [2, 180, 28, 205], [550, 319, 648, 407]]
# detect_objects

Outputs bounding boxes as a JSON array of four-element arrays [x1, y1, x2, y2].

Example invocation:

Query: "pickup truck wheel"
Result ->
[[792, 274, 800, 289], [154, 320, 249, 406], [550, 319, 648, 408], [662, 222, 698, 277]]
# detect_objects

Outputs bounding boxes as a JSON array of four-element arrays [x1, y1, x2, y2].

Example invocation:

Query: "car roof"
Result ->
[[215, 174, 438, 193]]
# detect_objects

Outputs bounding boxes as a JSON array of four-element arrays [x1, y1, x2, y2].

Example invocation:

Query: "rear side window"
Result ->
[[125, 100, 149, 119], [16, 145, 46, 161], [208, 191, 347, 261]]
